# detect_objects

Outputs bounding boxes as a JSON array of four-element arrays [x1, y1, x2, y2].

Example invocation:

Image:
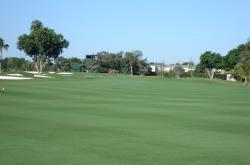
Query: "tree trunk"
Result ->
[[244, 77, 248, 86], [40, 62, 43, 74], [34, 62, 40, 74], [34, 59, 43, 74], [205, 68, 216, 79], [39, 59, 43, 74], [34, 57, 46, 74], [130, 64, 133, 76]]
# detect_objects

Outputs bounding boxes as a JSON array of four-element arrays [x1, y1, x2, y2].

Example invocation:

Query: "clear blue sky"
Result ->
[[1, 0, 250, 64]]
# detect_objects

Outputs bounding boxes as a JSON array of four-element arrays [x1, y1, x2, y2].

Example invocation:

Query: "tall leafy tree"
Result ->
[[0, 38, 9, 73], [222, 44, 246, 71], [17, 20, 69, 74], [124, 50, 143, 76], [97, 51, 123, 73], [235, 62, 250, 85], [235, 41, 250, 85], [197, 51, 222, 79]]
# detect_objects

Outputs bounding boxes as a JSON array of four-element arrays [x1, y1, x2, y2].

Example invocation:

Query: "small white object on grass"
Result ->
[[2, 88, 5, 93]]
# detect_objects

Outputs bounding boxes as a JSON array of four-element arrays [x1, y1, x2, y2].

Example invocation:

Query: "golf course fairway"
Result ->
[[0, 74, 250, 165]]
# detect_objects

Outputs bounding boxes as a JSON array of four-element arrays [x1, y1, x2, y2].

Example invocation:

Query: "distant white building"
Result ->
[[226, 74, 236, 81], [150, 64, 195, 73], [182, 66, 194, 72], [150, 65, 156, 72]]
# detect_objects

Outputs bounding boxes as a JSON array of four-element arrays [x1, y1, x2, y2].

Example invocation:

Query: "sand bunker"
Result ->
[[24, 71, 39, 74], [48, 72, 56, 74], [34, 75, 53, 78], [0, 76, 33, 80], [1, 72, 74, 80], [6, 73, 23, 77], [57, 72, 73, 75]]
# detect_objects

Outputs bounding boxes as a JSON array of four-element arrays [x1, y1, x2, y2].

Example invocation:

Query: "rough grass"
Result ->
[[0, 74, 250, 165]]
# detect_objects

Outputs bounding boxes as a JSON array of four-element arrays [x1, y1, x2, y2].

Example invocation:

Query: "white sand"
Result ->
[[57, 72, 73, 75], [0, 76, 33, 80], [34, 75, 53, 78], [25, 71, 39, 74], [48, 72, 56, 74], [6, 74, 23, 77]]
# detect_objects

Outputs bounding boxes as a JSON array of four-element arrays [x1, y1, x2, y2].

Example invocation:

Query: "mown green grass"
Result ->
[[0, 74, 250, 165]]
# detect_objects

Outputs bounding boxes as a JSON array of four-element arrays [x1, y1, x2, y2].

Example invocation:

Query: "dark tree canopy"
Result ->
[[124, 50, 144, 75], [17, 20, 69, 73], [0, 38, 9, 53], [239, 41, 250, 62], [234, 41, 250, 85], [234, 61, 250, 85], [30, 20, 44, 31], [197, 51, 222, 79], [222, 44, 246, 71], [0, 37, 9, 73], [199, 51, 222, 69]]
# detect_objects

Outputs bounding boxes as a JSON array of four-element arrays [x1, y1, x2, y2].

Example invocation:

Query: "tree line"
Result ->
[[195, 41, 250, 85], [0, 51, 152, 76], [1, 20, 152, 76], [0, 20, 249, 84]]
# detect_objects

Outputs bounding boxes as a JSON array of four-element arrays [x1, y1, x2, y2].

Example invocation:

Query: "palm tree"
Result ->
[[0, 38, 9, 73], [235, 62, 250, 85]]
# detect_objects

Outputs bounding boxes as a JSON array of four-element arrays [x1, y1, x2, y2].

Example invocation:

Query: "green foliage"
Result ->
[[97, 51, 123, 72], [196, 41, 250, 82], [124, 50, 141, 75], [0, 37, 9, 73], [199, 51, 222, 70], [54, 57, 83, 72], [80, 50, 149, 75], [232, 41, 250, 85], [241, 41, 250, 60], [2, 57, 30, 71], [81, 59, 99, 72], [193, 70, 206, 78], [196, 51, 222, 79], [17, 20, 69, 73], [194, 63, 204, 74], [214, 73, 227, 80], [235, 61, 250, 85], [164, 70, 175, 78], [0, 38, 9, 54], [222, 44, 246, 71], [30, 20, 43, 31], [180, 71, 193, 78]]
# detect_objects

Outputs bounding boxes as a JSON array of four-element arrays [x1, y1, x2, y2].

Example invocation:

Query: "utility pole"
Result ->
[[189, 57, 194, 77], [161, 59, 165, 78]]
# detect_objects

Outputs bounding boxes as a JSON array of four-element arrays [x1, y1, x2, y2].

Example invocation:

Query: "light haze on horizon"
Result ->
[[1, 0, 250, 64]]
